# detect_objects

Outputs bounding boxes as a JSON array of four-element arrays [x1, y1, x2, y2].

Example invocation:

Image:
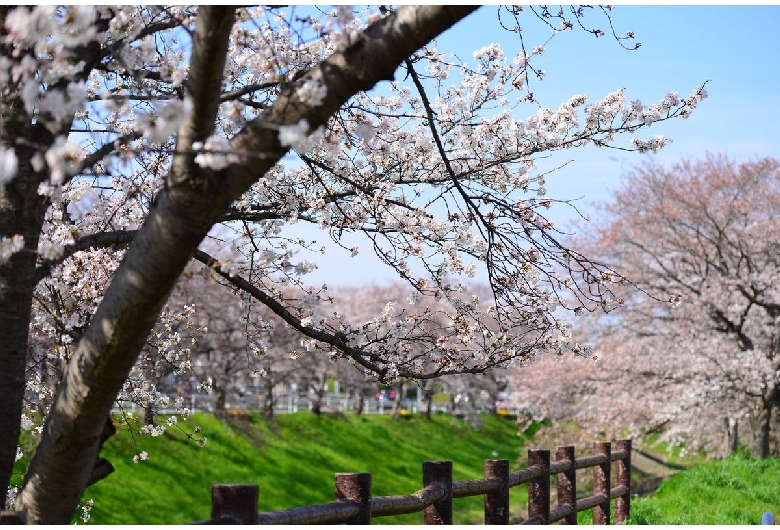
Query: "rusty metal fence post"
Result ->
[[556, 446, 577, 525], [593, 442, 611, 525], [527, 449, 550, 524], [484, 459, 509, 524], [335, 472, 372, 524], [423, 460, 453, 524], [211, 484, 259, 524], [615, 440, 631, 524]]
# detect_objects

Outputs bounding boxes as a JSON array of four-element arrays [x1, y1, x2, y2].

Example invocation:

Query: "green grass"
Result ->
[[21, 412, 776, 525], [80, 412, 533, 524], [627, 449, 780, 525], [636, 433, 710, 467]]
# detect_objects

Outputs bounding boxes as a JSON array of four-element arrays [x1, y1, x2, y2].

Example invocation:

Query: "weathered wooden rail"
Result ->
[[190, 440, 632, 525]]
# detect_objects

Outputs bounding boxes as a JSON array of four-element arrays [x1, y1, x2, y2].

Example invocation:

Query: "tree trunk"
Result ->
[[311, 391, 322, 418], [390, 383, 403, 419], [0, 247, 40, 504], [758, 417, 770, 459], [771, 397, 780, 457], [0, 148, 49, 501], [139, 405, 155, 426], [1, 5, 109, 503], [213, 381, 226, 419], [424, 392, 433, 420], [262, 386, 274, 419], [352, 390, 365, 416], [753, 403, 772, 458]]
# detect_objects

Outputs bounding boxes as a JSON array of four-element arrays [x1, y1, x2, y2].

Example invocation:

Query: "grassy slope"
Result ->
[[84, 412, 533, 524], [27, 410, 779, 525], [628, 450, 780, 525]]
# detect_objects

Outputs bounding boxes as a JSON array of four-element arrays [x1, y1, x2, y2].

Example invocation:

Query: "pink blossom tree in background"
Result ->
[[512, 154, 780, 457], [0, 5, 708, 522]]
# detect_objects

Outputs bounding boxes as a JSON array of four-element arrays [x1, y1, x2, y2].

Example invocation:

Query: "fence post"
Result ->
[[527, 449, 550, 524], [593, 442, 611, 525], [556, 446, 577, 525], [484, 459, 509, 524], [423, 460, 453, 524], [210, 484, 259, 524], [615, 439, 631, 524], [335, 472, 372, 524]]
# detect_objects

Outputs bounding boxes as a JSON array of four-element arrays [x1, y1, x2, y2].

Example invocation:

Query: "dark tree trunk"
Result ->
[[262, 386, 274, 419], [311, 386, 324, 418], [424, 391, 433, 420], [0, 145, 49, 501], [352, 390, 365, 416], [0, 254, 38, 504], [390, 382, 403, 419], [752, 399, 773, 459], [758, 416, 770, 459], [139, 405, 155, 426], [213, 381, 227, 418]]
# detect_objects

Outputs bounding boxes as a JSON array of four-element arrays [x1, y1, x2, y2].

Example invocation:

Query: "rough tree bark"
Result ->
[[0, 150, 47, 503], [262, 386, 275, 420], [0, 6, 106, 500]]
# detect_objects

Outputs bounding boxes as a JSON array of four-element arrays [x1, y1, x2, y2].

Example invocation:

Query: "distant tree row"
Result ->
[[510, 153, 780, 458]]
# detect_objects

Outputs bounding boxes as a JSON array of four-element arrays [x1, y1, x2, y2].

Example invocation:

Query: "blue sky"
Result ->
[[289, 5, 780, 285]]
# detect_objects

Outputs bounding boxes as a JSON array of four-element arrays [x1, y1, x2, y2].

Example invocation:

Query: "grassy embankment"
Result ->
[[16, 410, 780, 524], [628, 449, 780, 525], [81, 412, 535, 524]]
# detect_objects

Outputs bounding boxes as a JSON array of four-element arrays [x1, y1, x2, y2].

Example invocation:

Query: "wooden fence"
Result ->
[[0, 441, 630, 525], [188, 439, 631, 525]]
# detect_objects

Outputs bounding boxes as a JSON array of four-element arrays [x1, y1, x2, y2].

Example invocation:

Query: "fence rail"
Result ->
[[190, 439, 632, 525]]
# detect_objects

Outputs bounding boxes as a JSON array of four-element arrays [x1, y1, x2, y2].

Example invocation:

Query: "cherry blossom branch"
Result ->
[[171, 6, 236, 181], [219, 82, 280, 103], [67, 133, 143, 184], [194, 247, 521, 381], [34, 230, 136, 285], [193, 249, 387, 376], [99, 16, 189, 61]]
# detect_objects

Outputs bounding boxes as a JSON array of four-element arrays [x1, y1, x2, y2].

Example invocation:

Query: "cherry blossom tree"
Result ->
[[172, 274, 258, 418], [247, 311, 322, 420], [0, 5, 708, 522], [512, 154, 780, 457]]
